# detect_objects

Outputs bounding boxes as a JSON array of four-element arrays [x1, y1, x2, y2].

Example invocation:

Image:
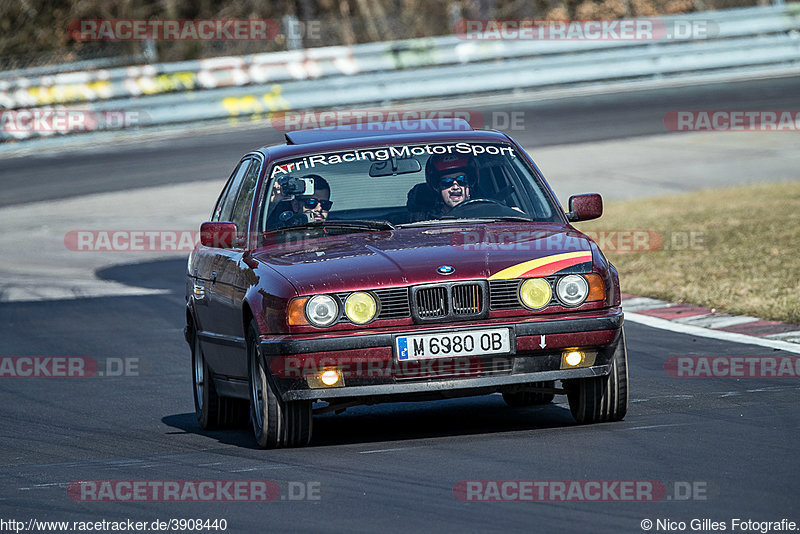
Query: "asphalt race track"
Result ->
[[1, 77, 798, 532]]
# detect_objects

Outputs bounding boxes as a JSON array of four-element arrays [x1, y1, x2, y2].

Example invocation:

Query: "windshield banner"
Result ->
[[271, 143, 516, 177]]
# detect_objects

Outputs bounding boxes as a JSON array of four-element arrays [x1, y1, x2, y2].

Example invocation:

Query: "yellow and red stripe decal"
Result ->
[[488, 251, 593, 280]]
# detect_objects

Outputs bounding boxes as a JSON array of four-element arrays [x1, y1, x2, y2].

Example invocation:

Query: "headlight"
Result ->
[[518, 278, 552, 310], [344, 291, 378, 324], [305, 295, 339, 327], [556, 275, 589, 306]]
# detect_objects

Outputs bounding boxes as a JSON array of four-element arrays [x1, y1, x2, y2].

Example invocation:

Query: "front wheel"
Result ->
[[565, 328, 629, 424], [247, 320, 312, 448]]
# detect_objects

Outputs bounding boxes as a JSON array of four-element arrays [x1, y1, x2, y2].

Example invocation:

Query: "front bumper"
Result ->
[[260, 309, 623, 402]]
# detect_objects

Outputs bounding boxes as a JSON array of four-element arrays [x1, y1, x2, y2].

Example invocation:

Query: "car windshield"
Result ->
[[259, 141, 561, 235]]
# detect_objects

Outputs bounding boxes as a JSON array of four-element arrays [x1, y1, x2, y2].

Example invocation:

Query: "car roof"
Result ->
[[259, 121, 513, 161], [283, 118, 473, 145]]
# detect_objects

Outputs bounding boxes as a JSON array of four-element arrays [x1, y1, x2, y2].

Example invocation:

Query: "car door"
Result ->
[[193, 158, 252, 374], [205, 156, 262, 379]]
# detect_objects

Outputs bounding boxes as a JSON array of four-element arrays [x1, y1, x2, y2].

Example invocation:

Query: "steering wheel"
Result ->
[[446, 198, 508, 217]]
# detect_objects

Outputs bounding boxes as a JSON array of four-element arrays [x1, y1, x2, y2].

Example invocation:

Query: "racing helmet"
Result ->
[[424, 153, 478, 192]]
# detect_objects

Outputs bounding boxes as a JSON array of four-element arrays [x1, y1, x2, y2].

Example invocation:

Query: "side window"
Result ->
[[230, 159, 261, 245], [211, 161, 242, 221], [213, 159, 252, 222]]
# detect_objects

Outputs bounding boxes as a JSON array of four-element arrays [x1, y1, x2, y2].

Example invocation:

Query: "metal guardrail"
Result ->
[[1, 4, 799, 141], [0, 52, 151, 82]]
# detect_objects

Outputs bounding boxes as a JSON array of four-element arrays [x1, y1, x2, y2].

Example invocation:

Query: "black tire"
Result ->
[[502, 381, 556, 406], [191, 328, 248, 429], [566, 328, 629, 424], [247, 320, 312, 448]]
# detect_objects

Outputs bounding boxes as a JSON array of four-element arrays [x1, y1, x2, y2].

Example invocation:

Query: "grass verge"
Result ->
[[575, 182, 800, 325]]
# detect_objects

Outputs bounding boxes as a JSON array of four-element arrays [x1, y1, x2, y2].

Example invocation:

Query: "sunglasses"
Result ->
[[301, 197, 333, 210], [439, 174, 469, 190]]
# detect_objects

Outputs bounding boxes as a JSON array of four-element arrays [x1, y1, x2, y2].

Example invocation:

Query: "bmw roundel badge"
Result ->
[[437, 265, 455, 275]]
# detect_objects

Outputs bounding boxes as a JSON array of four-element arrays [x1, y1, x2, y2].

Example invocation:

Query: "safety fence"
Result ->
[[1, 4, 798, 141]]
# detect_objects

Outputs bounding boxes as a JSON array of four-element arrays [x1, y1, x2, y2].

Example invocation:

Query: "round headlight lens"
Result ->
[[305, 295, 339, 327], [518, 278, 552, 310], [344, 292, 378, 324], [556, 275, 589, 306]]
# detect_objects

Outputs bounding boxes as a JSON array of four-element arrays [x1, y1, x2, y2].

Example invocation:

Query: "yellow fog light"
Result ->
[[344, 291, 378, 324], [320, 370, 340, 386], [565, 351, 584, 367], [560, 350, 597, 369], [306, 368, 345, 389], [518, 278, 552, 310]]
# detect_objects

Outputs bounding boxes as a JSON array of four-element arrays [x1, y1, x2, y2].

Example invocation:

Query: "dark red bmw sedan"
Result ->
[[185, 119, 627, 448]]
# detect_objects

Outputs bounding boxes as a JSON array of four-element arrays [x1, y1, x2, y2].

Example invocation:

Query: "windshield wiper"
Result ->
[[273, 219, 396, 232], [324, 219, 396, 231], [474, 216, 536, 222], [397, 216, 534, 228]]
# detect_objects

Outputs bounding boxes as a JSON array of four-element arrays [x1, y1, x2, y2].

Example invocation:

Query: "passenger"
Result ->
[[268, 175, 287, 206], [267, 174, 332, 228], [290, 175, 332, 223]]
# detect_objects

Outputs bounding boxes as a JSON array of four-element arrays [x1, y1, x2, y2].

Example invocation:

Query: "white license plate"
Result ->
[[396, 328, 512, 361]]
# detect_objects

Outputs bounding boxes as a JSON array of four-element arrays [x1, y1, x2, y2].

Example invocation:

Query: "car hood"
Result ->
[[252, 222, 594, 294]]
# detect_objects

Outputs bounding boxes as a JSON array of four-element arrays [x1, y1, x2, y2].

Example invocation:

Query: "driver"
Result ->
[[425, 153, 478, 215]]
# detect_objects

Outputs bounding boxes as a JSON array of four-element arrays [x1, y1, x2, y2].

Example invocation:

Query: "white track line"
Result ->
[[359, 447, 416, 454], [672, 314, 759, 329], [765, 331, 800, 343], [619, 297, 671, 312], [625, 312, 800, 355], [622, 423, 697, 431]]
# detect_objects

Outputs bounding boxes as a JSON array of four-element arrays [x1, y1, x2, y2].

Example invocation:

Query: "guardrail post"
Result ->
[[448, 2, 462, 30], [143, 40, 158, 64], [283, 14, 303, 50]]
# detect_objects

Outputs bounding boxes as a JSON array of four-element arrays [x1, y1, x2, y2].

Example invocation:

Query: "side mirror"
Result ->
[[567, 193, 603, 222], [200, 221, 237, 249]]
